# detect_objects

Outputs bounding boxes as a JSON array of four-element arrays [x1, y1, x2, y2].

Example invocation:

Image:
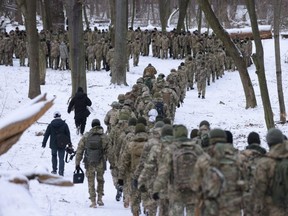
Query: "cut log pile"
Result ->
[[229, 30, 272, 40]]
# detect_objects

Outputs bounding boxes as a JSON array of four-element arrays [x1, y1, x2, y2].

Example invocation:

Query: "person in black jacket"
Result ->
[[42, 111, 71, 176], [67, 87, 92, 135]]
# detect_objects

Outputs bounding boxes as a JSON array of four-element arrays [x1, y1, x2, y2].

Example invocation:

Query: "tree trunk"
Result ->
[[65, 0, 87, 95], [197, 4, 202, 33], [83, 3, 90, 30], [50, 0, 65, 32], [197, 0, 257, 109], [109, 0, 116, 46], [111, 0, 128, 85], [158, 0, 170, 32], [43, 0, 52, 31], [17, 0, 41, 99], [273, 0, 286, 123], [131, 0, 136, 28], [176, 0, 190, 33], [245, 0, 274, 129]]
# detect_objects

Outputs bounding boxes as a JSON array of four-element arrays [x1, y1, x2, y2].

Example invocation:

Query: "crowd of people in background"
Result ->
[[0, 26, 253, 74]]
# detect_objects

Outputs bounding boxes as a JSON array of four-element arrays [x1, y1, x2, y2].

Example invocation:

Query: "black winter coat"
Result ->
[[67, 92, 92, 120], [42, 118, 71, 149]]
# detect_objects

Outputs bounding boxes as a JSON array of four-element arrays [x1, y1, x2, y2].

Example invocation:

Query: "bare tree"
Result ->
[[111, 0, 128, 85], [65, 0, 87, 95], [245, 0, 274, 129], [273, 0, 286, 123], [17, 0, 41, 99], [176, 0, 190, 32], [197, 0, 257, 109], [158, 0, 171, 32]]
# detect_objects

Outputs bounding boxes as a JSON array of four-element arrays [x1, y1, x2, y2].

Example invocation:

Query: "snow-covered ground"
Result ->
[[1, 36, 288, 215]]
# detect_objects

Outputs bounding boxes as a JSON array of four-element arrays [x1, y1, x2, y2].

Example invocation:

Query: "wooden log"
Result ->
[[229, 30, 272, 40]]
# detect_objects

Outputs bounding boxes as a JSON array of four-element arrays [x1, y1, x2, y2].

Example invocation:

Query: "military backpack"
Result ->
[[84, 133, 103, 166], [271, 158, 288, 209], [172, 141, 200, 191]]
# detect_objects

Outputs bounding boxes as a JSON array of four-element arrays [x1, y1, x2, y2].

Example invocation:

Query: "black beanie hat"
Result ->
[[91, 119, 101, 127], [163, 117, 171, 125], [128, 117, 137, 126], [247, 132, 260, 145], [137, 116, 147, 126], [190, 128, 199, 139], [266, 128, 284, 147], [199, 120, 210, 128], [77, 87, 84, 92], [225, 130, 233, 144]]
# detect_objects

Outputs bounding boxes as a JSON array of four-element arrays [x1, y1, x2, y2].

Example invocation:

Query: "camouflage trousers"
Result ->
[[130, 187, 141, 215], [159, 198, 169, 216], [197, 80, 206, 97], [86, 163, 105, 202], [169, 200, 195, 216]]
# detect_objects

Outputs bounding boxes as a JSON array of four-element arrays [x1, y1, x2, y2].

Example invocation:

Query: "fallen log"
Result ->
[[227, 25, 272, 40]]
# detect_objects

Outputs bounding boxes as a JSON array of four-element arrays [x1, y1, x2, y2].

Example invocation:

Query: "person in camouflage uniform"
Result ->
[[50, 39, 60, 70], [18, 37, 27, 66], [118, 123, 149, 216], [195, 61, 207, 99], [94, 40, 103, 71], [193, 128, 246, 216], [133, 121, 165, 215], [118, 117, 137, 208], [86, 42, 95, 71], [133, 38, 141, 67], [240, 131, 266, 216], [104, 101, 119, 134], [75, 119, 111, 208], [143, 63, 157, 79], [138, 124, 174, 216], [153, 124, 205, 216], [251, 128, 288, 216]]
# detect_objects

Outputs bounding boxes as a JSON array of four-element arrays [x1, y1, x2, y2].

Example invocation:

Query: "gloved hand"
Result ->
[[42, 143, 45, 148], [132, 179, 138, 189], [152, 192, 159, 200], [177, 103, 180, 108], [118, 179, 124, 186], [139, 184, 147, 192], [76, 165, 80, 170]]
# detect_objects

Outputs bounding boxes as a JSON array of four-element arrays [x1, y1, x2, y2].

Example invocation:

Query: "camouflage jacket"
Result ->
[[251, 142, 288, 216]]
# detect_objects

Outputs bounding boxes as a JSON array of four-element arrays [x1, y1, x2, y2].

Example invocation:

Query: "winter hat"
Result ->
[[155, 115, 164, 122], [111, 101, 119, 108], [137, 116, 147, 126], [128, 117, 137, 126], [173, 124, 188, 138], [163, 117, 171, 125], [266, 128, 284, 147], [53, 111, 61, 118], [77, 87, 84, 92], [247, 132, 260, 145], [135, 123, 146, 134], [118, 94, 125, 103], [190, 128, 199, 139], [154, 121, 165, 129], [91, 119, 101, 127], [161, 125, 174, 137], [199, 120, 210, 128], [209, 128, 227, 145], [225, 130, 233, 144]]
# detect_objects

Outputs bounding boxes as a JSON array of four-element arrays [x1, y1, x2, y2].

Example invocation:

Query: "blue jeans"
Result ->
[[51, 148, 65, 175]]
